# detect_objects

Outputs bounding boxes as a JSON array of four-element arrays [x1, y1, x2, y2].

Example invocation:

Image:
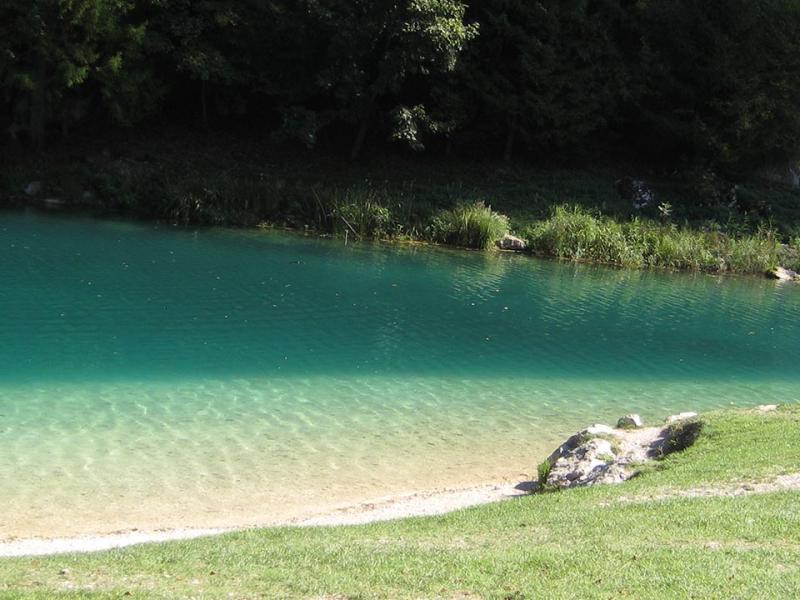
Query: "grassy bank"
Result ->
[[1, 406, 798, 599], [2, 135, 800, 273], [525, 205, 800, 273]]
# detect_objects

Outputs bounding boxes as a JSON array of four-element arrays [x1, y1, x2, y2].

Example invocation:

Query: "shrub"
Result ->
[[657, 420, 704, 458], [536, 459, 552, 489], [429, 201, 509, 249], [329, 187, 393, 239]]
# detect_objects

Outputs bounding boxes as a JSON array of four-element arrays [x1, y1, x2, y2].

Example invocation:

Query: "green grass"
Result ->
[[524, 205, 796, 274], [1, 406, 798, 599], [429, 201, 510, 249]]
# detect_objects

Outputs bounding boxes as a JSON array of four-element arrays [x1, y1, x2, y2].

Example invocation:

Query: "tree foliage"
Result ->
[[1, 0, 799, 174]]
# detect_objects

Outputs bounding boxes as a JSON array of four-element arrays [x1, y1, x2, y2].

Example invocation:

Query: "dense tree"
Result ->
[[0, 0, 799, 173], [143, 0, 245, 129], [0, 0, 152, 147], [445, 0, 633, 161], [637, 0, 800, 172], [308, 0, 477, 158]]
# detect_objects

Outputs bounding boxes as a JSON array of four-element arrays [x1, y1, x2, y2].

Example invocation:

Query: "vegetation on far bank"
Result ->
[[1, 405, 798, 599], [2, 138, 799, 276], [3, 0, 800, 275]]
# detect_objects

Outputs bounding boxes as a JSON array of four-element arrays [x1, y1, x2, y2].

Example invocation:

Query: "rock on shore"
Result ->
[[540, 413, 701, 490], [496, 234, 527, 251], [766, 266, 800, 282]]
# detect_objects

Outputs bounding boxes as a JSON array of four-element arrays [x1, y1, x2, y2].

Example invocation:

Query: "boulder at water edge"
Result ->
[[665, 412, 698, 424], [497, 234, 527, 251], [543, 425, 630, 489], [617, 414, 644, 429], [538, 413, 702, 490], [766, 266, 800, 282]]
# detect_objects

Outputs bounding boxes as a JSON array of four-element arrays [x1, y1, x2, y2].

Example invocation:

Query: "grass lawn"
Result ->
[[1, 406, 798, 599]]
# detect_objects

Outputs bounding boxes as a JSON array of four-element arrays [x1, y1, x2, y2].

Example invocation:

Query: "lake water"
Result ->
[[1, 209, 798, 538]]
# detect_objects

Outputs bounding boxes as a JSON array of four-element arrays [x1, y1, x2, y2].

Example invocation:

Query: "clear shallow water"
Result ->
[[1, 209, 798, 537]]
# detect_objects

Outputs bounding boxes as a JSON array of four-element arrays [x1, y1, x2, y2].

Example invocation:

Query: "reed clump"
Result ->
[[524, 205, 789, 274], [428, 201, 510, 249]]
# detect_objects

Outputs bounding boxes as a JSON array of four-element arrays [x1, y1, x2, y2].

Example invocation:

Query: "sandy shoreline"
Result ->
[[0, 480, 529, 558]]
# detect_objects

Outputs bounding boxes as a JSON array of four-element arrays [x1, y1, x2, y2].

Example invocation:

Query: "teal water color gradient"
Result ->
[[1, 209, 798, 538]]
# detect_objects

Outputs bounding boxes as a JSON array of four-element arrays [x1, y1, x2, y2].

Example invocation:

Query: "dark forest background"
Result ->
[[2, 0, 800, 176]]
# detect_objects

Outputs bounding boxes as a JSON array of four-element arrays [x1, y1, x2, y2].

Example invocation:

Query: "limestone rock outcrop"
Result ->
[[539, 413, 701, 490]]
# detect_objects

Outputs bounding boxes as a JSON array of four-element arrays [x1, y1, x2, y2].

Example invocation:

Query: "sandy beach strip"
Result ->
[[0, 481, 528, 557]]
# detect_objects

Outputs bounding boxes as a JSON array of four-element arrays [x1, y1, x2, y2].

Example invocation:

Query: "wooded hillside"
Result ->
[[2, 1, 799, 174]]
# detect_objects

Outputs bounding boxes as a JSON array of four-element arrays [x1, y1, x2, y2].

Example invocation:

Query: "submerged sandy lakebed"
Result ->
[[2, 211, 799, 550], [0, 480, 527, 557]]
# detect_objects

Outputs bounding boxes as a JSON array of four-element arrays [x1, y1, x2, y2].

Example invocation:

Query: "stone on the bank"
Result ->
[[617, 414, 643, 429], [541, 423, 632, 489], [757, 163, 800, 189], [616, 177, 655, 209], [546, 436, 625, 489], [497, 234, 526, 251], [42, 197, 65, 208], [766, 266, 800, 282], [539, 412, 703, 491], [24, 181, 42, 196], [666, 412, 698, 424], [581, 424, 615, 437], [757, 404, 778, 412]]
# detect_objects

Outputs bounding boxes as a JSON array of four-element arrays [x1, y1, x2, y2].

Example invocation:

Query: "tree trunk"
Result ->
[[503, 115, 517, 163], [201, 79, 209, 130], [29, 57, 47, 149], [350, 114, 370, 161], [350, 90, 380, 161]]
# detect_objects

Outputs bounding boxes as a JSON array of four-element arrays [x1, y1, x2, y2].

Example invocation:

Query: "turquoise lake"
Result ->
[[1, 209, 799, 538]]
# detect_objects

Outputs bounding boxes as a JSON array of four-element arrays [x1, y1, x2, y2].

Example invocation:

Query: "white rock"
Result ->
[[617, 414, 644, 429], [666, 412, 698, 424], [757, 404, 778, 412], [585, 424, 616, 436], [24, 181, 42, 196], [546, 435, 623, 489], [766, 267, 799, 282], [496, 234, 526, 251]]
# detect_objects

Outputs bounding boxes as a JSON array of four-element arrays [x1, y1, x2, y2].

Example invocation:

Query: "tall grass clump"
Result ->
[[724, 228, 781, 273], [785, 237, 800, 271], [429, 201, 509, 249], [536, 459, 553, 492], [524, 205, 645, 267], [524, 204, 786, 274], [327, 186, 393, 239], [643, 224, 718, 271]]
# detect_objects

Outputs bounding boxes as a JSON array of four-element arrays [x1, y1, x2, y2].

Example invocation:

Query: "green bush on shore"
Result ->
[[428, 201, 509, 249]]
